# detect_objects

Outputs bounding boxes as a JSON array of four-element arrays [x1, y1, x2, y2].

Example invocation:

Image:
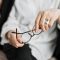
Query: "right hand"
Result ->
[[6, 31, 24, 48]]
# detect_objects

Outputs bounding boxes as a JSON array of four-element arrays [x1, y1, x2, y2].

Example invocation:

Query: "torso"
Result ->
[[9, 0, 60, 60]]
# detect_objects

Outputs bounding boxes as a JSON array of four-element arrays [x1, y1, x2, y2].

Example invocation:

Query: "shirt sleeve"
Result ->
[[1, 5, 21, 45]]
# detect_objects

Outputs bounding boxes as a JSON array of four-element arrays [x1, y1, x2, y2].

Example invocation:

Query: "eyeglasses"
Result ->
[[12, 28, 43, 44]]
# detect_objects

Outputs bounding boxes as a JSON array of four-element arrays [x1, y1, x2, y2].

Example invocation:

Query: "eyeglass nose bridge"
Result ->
[[28, 31, 35, 37]]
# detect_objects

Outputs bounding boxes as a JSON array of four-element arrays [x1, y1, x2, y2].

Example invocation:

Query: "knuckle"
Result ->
[[49, 24, 51, 27]]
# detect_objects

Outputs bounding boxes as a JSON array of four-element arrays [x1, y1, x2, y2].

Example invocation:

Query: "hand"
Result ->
[[5, 31, 24, 48], [35, 9, 60, 31]]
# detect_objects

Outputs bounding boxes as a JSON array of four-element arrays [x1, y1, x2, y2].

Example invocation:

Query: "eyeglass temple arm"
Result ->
[[12, 28, 43, 34], [16, 28, 17, 39], [12, 29, 35, 34]]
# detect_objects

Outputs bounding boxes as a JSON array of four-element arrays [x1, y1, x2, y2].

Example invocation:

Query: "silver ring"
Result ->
[[44, 19, 49, 24]]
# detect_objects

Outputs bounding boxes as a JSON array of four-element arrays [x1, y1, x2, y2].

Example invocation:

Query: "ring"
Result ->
[[44, 19, 49, 24]]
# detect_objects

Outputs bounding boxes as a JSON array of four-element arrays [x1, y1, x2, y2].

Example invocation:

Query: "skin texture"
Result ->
[[6, 9, 60, 48], [35, 9, 60, 31], [6, 31, 24, 48]]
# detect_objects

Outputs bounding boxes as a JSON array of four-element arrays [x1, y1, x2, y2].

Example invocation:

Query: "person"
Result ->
[[1, 0, 60, 60]]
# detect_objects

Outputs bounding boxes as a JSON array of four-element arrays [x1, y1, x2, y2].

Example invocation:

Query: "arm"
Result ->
[[0, 3, 24, 48]]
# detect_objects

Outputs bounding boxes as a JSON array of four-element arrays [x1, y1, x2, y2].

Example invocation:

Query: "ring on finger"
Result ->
[[44, 19, 49, 24]]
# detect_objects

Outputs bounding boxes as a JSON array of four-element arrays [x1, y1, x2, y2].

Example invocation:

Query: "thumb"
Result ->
[[17, 35, 24, 44], [35, 12, 42, 32]]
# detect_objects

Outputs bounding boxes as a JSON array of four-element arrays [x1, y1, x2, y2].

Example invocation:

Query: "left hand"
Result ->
[[35, 9, 60, 31]]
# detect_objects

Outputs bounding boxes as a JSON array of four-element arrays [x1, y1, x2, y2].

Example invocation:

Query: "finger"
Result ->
[[44, 18, 51, 31], [40, 13, 47, 31], [44, 24, 49, 31], [48, 18, 55, 28], [9, 34, 24, 48], [14, 35, 24, 48], [35, 12, 43, 32], [10, 39, 24, 48], [17, 35, 24, 44], [15, 43, 24, 48], [40, 11, 50, 31]]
